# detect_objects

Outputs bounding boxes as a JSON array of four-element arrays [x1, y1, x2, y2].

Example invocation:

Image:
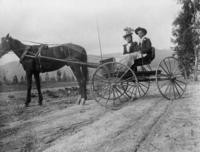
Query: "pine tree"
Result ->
[[12, 75, 18, 84], [56, 70, 62, 81], [20, 76, 24, 83], [193, 0, 200, 80], [3, 75, 8, 84], [172, 0, 198, 76]]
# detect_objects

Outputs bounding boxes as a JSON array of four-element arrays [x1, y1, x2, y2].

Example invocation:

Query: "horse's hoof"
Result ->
[[80, 98, 86, 105]]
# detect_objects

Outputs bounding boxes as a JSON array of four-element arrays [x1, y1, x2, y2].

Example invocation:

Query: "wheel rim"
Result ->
[[92, 62, 138, 109], [156, 57, 187, 100]]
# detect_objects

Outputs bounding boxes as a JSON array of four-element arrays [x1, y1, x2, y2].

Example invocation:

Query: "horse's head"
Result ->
[[0, 34, 25, 58], [0, 34, 12, 57]]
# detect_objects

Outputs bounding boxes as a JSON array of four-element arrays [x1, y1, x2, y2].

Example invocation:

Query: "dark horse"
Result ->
[[0, 34, 88, 107]]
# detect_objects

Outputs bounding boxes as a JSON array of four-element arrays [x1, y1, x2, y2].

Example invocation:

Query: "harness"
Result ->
[[19, 46, 43, 71]]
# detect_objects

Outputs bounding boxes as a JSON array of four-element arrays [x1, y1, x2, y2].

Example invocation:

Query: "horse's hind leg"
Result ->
[[25, 72, 33, 107], [71, 65, 83, 104], [34, 72, 43, 106], [81, 64, 88, 104]]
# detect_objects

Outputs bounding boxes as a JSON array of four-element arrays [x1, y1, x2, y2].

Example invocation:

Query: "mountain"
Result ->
[[0, 49, 172, 82]]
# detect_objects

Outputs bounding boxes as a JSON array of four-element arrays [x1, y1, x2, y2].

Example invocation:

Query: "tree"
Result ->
[[20, 76, 25, 84], [45, 72, 50, 82], [172, 0, 199, 76], [56, 70, 62, 81], [12, 75, 18, 84], [192, 0, 200, 80], [3, 75, 8, 84]]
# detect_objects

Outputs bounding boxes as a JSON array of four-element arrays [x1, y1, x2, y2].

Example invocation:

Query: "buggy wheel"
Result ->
[[156, 56, 188, 100], [135, 65, 151, 97], [91, 62, 138, 109]]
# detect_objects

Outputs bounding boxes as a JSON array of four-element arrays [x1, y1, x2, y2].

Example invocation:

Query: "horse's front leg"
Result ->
[[33, 72, 43, 106], [25, 72, 33, 107]]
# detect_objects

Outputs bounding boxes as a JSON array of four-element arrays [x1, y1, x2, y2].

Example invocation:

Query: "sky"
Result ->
[[0, 0, 181, 65]]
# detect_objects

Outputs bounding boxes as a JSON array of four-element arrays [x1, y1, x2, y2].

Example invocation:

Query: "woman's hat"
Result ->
[[123, 27, 134, 38], [135, 27, 147, 35]]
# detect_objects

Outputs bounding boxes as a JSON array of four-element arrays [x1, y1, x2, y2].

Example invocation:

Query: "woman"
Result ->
[[118, 27, 140, 68]]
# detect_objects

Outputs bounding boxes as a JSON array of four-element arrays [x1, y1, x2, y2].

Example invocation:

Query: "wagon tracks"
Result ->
[[88, 97, 170, 152], [132, 100, 173, 152], [39, 118, 98, 151]]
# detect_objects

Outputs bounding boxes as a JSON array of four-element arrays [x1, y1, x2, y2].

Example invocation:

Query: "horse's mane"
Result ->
[[10, 37, 24, 47]]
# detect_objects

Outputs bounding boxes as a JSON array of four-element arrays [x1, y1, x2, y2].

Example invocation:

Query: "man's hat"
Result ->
[[123, 27, 134, 38], [135, 27, 147, 35]]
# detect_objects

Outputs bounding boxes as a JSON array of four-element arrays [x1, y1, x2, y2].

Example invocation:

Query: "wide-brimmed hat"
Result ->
[[123, 27, 134, 38], [135, 27, 147, 35]]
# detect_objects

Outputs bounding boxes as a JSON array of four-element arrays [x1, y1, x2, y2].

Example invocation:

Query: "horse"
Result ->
[[0, 34, 88, 107]]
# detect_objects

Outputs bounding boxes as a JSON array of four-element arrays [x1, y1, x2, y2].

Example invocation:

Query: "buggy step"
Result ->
[[135, 70, 161, 76]]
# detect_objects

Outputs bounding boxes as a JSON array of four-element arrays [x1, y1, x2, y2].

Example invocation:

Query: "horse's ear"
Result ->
[[6, 33, 10, 39]]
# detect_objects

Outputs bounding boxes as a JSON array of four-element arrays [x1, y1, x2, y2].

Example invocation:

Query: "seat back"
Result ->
[[141, 47, 155, 66], [100, 57, 116, 74], [151, 47, 155, 61], [100, 57, 115, 64]]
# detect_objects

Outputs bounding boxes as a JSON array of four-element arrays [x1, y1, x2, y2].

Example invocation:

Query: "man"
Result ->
[[131, 27, 154, 71]]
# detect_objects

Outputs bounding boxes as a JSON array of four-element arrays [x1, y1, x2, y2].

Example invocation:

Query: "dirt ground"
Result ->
[[0, 81, 200, 152]]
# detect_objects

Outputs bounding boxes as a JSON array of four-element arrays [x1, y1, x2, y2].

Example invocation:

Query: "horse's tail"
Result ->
[[82, 49, 89, 82]]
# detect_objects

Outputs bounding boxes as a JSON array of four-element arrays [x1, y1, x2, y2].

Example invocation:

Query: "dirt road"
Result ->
[[0, 82, 200, 152]]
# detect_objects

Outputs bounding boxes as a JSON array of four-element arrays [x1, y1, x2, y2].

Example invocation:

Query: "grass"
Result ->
[[0, 81, 78, 93]]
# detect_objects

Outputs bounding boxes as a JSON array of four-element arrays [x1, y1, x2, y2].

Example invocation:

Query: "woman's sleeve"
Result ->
[[123, 44, 128, 54]]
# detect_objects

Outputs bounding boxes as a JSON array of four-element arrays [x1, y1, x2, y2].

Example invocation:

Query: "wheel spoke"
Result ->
[[172, 83, 176, 99], [159, 73, 169, 77], [160, 64, 170, 75], [169, 83, 173, 98], [159, 80, 169, 90], [106, 85, 112, 103], [112, 88, 117, 100], [118, 68, 130, 80], [138, 82, 149, 89], [175, 81, 185, 92], [115, 86, 124, 95], [137, 85, 141, 97], [175, 79, 186, 85], [174, 83, 181, 97], [164, 82, 171, 95], [138, 83, 146, 95], [94, 74, 108, 81], [117, 76, 134, 83], [173, 73, 183, 77], [94, 79, 109, 84], [168, 58, 172, 73], [114, 88, 123, 103], [172, 65, 179, 74], [163, 60, 171, 74], [126, 83, 136, 98]]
